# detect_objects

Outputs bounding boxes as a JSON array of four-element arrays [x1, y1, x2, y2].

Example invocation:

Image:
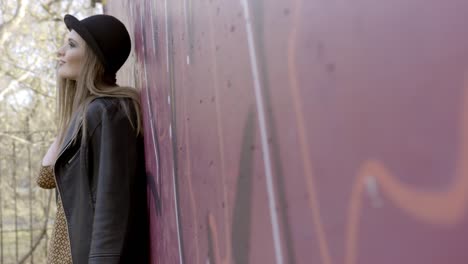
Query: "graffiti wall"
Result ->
[[105, 0, 468, 263]]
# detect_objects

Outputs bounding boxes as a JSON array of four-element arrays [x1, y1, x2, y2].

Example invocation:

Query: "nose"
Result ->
[[56, 45, 65, 58]]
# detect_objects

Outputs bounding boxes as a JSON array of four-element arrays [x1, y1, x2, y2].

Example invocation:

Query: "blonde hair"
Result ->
[[56, 44, 142, 147]]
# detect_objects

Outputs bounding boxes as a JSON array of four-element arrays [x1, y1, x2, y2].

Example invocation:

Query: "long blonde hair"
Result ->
[[56, 44, 142, 147]]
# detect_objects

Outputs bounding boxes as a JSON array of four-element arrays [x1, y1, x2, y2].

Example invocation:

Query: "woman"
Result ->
[[37, 14, 149, 264]]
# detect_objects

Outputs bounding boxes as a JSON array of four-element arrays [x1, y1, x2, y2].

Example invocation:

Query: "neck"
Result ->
[[96, 81, 117, 90]]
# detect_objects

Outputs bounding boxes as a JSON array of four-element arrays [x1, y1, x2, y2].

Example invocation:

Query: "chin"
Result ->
[[58, 71, 77, 80]]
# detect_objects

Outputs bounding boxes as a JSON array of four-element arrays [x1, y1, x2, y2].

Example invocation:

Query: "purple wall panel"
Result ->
[[105, 0, 468, 263]]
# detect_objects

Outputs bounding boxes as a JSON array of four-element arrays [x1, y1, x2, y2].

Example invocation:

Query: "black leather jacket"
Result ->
[[54, 97, 149, 264]]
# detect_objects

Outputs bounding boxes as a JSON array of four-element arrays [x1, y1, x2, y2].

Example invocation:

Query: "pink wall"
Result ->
[[106, 0, 468, 263]]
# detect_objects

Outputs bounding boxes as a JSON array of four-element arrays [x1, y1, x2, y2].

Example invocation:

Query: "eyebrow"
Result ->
[[68, 38, 78, 44]]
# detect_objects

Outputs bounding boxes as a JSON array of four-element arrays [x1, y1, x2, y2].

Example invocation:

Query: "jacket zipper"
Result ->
[[67, 150, 80, 164]]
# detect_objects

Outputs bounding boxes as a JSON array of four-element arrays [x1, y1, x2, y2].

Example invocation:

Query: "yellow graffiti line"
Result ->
[[287, 0, 333, 263]]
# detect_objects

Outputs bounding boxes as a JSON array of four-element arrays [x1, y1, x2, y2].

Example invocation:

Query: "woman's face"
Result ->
[[57, 30, 86, 80]]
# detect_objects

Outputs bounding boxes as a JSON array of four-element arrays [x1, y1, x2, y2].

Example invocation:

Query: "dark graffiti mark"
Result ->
[[135, 0, 164, 220], [133, 2, 145, 62], [147, 172, 162, 216], [231, 107, 256, 264], [142, 7, 164, 216], [147, 0, 161, 61], [144, 90, 163, 217]]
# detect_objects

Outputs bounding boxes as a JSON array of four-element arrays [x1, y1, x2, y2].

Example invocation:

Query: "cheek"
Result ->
[[66, 51, 84, 68], [59, 50, 84, 79]]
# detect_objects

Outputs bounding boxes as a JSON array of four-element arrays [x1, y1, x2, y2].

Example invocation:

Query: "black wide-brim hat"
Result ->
[[64, 14, 131, 75]]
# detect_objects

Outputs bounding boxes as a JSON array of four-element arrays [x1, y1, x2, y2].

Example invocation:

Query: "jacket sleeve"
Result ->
[[87, 108, 138, 264]]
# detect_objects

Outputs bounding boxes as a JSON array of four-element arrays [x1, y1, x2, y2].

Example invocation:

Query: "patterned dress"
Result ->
[[37, 165, 73, 264]]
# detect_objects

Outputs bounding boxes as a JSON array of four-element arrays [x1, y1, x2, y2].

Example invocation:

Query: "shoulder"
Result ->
[[87, 97, 121, 116], [85, 97, 135, 134]]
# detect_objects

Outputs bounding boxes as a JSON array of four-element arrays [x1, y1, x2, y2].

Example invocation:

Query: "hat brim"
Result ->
[[64, 14, 108, 69]]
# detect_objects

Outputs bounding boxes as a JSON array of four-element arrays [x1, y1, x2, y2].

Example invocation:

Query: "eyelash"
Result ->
[[68, 42, 76, 48]]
